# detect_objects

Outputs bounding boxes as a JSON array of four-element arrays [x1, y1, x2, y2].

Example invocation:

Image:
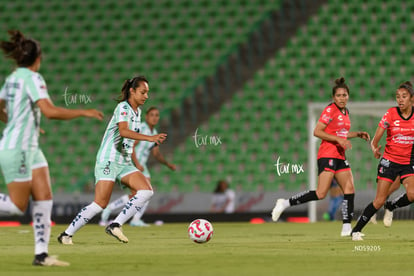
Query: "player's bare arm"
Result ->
[[370, 126, 386, 159], [152, 146, 176, 170], [347, 131, 370, 141], [313, 121, 351, 150], [37, 98, 103, 120], [0, 99, 7, 123], [118, 121, 167, 144]]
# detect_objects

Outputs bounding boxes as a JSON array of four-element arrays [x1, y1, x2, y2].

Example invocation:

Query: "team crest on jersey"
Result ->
[[338, 115, 343, 121], [103, 161, 111, 175], [121, 111, 127, 116]]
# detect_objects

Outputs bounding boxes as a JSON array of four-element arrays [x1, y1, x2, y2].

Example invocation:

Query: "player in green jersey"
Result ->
[[0, 30, 103, 266], [99, 106, 176, 227], [58, 76, 167, 244]]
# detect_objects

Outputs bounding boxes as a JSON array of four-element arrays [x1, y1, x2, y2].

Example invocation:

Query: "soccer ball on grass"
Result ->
[[188, 219, 213, 243]]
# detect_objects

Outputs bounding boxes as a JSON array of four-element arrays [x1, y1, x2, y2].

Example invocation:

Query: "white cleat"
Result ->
[[57, 232, 73, 245], [33, 255, 70, 266], [383, 209, 393, 227], [351, 232, 364, 241], [105, 223, 129, 243], [340, 223, 352, 237], [271, 199, 287, 222]]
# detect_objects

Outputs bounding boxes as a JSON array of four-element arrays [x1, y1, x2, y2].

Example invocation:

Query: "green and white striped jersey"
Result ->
[[134, 122, 157, 166], [0, 68, 50, 150], [96, 101, 141, 164]]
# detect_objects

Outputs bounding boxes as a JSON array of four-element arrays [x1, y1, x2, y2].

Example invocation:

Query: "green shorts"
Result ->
[[0, 148, 48, 184], [94, 160, 139, 185]]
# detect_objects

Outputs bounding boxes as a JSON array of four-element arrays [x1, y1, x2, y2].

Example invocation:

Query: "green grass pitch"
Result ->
[[0, 221, 413, 275]]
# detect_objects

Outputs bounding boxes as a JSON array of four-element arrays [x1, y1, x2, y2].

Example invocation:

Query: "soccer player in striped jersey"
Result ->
[[271, 77, 370, 236], [0, 30, 103, 266], [99, 106, 176, 227], [351, 81, 414, 240], [58, 76, 167, 244]]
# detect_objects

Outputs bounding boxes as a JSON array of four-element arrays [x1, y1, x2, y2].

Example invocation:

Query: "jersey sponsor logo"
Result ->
[[391, 134, 414, 144], [338, 115, 343, 121], [321, 114, 331, 123], [5, 82, 20, 89], [336, 128, 348, 138]]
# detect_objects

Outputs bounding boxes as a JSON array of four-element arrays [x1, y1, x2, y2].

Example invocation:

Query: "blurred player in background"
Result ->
[[0, 30, 103, 266], [58, 76, 167, 244], [351, 81, 414, 241], [99, 106, 176, 227], [210, 179, 235, 213], [271, 77, 370, 236]]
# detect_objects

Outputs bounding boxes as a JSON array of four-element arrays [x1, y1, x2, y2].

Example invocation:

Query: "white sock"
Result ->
[[32, 200, 52, 255], [65, 202, 103, 236], [114, 190, 153, 226], [130, 201, 149, 222], [283, 199, 290, 208], [101, 195, 129, 222], [0, 193, 24, 216]]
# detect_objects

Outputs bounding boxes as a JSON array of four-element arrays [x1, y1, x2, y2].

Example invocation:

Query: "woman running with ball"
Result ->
[[271, 77, 370, 236], [0, 30, 103, 266], [58, 76, 167, 244]]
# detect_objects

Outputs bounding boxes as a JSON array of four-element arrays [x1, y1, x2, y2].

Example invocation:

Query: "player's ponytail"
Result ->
[[117, 76, 149, 102], [398, 81, 414, 97], [332, 77, 350, 96], [0, 30, 41, 67]]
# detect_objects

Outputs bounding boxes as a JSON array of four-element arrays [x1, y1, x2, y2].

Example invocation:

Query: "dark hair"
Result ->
[[146, 106, 158, 115], [332, 77, 350, 96], [0, 30, 41, 67], [118, 76, 149, 102], [213, 180, 229, 193], [398, 81, 414, 97]]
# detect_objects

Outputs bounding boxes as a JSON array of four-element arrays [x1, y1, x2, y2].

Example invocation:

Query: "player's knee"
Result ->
[[135, 189, 154, 201], [316, 190, 327, 199], [406, 190, 414, 202], [373, 197, 386, 208]]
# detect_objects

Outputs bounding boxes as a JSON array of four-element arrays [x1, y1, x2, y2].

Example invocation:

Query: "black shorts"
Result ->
[[377, 157, 414, 183], [318, 158, 351, 175]]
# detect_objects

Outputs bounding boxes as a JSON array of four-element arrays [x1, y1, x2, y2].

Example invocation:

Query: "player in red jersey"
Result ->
[[271, 77, 370, 236], [351, 81, 414, 241]]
